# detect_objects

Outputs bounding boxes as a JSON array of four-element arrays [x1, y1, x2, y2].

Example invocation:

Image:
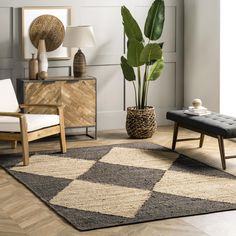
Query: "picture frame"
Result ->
[[22, 6, 71, 60]]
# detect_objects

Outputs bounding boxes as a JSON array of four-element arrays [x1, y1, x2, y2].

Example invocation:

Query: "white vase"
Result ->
[[37, 39, 48, 73]]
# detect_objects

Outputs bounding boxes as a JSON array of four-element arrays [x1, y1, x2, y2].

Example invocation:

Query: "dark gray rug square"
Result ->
[[0, 142, 236, 231]]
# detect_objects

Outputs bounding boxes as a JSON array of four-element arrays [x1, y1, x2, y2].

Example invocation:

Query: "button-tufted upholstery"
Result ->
[[166, 110, 236, 138]]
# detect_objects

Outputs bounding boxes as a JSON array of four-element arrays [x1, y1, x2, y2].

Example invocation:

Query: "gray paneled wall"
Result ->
[[0, 0, 183, 130], [184, 0, 220, 113]]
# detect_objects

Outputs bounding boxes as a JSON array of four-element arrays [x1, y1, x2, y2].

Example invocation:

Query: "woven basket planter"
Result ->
[[126, 106, 157, 139]]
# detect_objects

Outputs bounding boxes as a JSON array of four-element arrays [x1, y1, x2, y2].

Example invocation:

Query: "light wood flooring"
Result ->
[[1, 126, 236, 236]]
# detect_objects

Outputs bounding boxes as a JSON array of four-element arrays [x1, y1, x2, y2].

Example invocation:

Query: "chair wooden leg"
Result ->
[[59, 127, 66, 153], [199, 134, 205, 148], [217, 135, 226, 170], [20, 116, 29, 166], [58, 108, 67, 153], [172, 122, 179, 151], [11, 141, 17, 149], [21, 136, 29, 166]]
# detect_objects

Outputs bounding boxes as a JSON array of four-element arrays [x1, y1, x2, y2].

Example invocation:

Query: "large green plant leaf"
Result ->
[[127, 39, 144, 67], [144, 0, 165, 40], [120, 56, 136, 81], [147, 57, 164, 81], [140, 43, 162, 64], [121, 6, 143, 42]]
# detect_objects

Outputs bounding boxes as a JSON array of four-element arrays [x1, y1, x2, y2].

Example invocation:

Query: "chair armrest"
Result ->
[[20, 104, 63, 115], [0, 112, 24, 118], [0, 112, 28, 136]]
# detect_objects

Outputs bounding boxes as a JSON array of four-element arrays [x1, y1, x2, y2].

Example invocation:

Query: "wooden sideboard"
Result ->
[[17, 76, 97, 139]]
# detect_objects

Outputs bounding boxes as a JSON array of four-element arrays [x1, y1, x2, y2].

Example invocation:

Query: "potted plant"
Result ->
[[120, 0, 165, 139]]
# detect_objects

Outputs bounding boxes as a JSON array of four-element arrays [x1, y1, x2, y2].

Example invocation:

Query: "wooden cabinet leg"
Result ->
[[199, 134, 205, 148], [95, 125, 97, 140], [11, 141, 17, 149], [217, 135, 226, 170], [172, 122, 179, 151]]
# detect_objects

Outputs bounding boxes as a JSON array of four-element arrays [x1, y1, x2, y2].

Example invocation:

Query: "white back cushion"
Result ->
[[0, 79, 19, 112]]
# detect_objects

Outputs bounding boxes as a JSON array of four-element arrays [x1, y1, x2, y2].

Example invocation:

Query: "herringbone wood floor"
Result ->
[[1, 126, 236, 236]]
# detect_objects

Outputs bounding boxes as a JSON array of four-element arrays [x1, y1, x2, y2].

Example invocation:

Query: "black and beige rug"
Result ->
[[1, 142, 236, 231]]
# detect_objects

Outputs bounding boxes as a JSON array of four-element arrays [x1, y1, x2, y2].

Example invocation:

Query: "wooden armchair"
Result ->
[[0, 79, 66, 165]]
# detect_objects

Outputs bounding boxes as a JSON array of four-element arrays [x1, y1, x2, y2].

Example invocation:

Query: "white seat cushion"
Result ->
[[0, 114, 60, 132]]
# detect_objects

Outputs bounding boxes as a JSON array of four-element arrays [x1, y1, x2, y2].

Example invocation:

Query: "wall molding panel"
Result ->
[[0, 7, 14, 59], [0, 0, 183, 129]]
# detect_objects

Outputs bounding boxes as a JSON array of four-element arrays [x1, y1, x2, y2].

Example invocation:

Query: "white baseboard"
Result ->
[[97, 107, 179, 130]]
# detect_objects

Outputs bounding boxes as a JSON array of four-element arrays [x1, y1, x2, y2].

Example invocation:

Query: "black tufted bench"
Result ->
[[166, 110, 236, 169]]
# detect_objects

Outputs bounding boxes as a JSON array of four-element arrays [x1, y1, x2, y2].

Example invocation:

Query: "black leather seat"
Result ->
[[166, 110, 236, 138]]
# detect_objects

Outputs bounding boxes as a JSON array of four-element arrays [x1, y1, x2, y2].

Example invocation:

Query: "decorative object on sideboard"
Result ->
[[120, 0, 165, 139], [37, 39, 48, 80], [38, 71, 49, 80], [28, 53, 38, 79], [63, 26, 95, 77], [29, 14, 65, 52], [22, 6, 71, 60]]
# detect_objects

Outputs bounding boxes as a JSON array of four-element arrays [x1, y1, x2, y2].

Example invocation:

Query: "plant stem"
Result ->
[[145, 80, 150, 107], [141, 65, 148, 109], [132, 81, 138, 109], [143, 64, 149, 107], [141, 40, 151, 109], [137, 66, 141, 109]]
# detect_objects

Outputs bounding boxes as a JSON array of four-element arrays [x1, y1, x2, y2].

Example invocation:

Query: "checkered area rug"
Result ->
[[1, 142, 236, 231]]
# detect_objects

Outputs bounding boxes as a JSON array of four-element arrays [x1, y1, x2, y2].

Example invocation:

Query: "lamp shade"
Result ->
[[63, 25, 95, 48]]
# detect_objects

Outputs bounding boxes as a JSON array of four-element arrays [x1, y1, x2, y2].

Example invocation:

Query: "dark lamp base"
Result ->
[[73, 49, 86, 77]]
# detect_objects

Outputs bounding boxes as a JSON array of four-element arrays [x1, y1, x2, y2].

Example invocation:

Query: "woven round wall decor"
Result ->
[[29, 14, 65, 52]]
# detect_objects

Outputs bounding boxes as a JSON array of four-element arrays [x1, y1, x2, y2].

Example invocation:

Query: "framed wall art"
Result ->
[[22, 6, 71, 60]]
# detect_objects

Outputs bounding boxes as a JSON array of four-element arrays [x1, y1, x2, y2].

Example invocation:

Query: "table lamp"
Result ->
[[63, 25, 95, 77]]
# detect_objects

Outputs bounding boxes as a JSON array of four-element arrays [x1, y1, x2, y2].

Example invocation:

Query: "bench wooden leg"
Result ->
[[199, 134, 204, 148], [217, 135, 226, 170], [172, 122, 179, 151]]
